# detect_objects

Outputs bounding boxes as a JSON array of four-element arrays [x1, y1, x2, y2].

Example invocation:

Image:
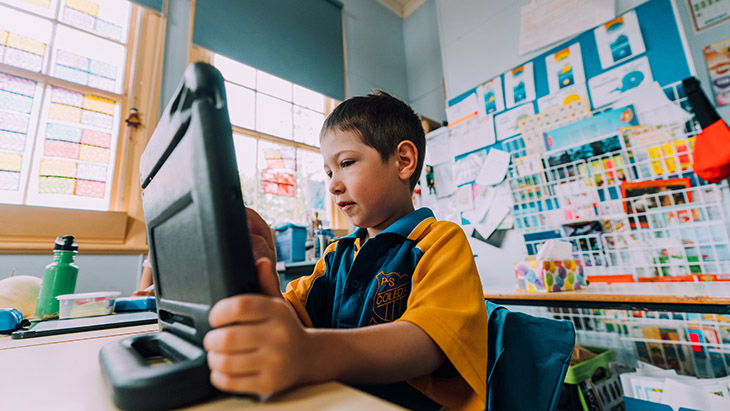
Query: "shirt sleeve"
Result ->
[[396, 222, 487, 411]]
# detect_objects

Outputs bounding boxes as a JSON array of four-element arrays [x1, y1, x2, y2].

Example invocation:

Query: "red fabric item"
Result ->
[[693, 120, 730, 183]]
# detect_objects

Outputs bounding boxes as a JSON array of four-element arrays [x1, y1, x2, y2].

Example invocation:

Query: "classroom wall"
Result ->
[[0, 254, 144, 297], [434, 0, 730, 287]]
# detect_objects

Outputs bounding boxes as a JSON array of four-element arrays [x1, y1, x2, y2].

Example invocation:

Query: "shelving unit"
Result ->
[[501, 81, 730, 280]]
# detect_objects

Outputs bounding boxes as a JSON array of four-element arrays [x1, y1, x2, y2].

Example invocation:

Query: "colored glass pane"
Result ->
[[83, 95, 114, 115], [54, 65, 89, 86], [0, 130, 26, 152], [66, 0, 98, 16], [0, 170, 19, 190], [56, 49, 89, 71], [0, 90, 33, 114], [62, 7, 94, 31], [76, 162, 105, 181], [80, 109, 112, 129], [74, 178, 104, 197], [0, 30, 7, 45], [44, 139, 80, 159], [40, 158, 76, 177], [0, 151, 22, 171], [49, 103, 82, 123], [38, 176, 74, 194], [80, 129, 110, 147], [3, 47, 43, 71], [53, 87, 87, 108], [60, 0, 130, 43], [0, 111, 29, 133], [0, 72, 36, 96], [94, 19, 121, 40], [23, 0, 51, 9], [88, 75, 114, 91], [46, 123, 82, 142], [6, 33, 45, 56], [88, 59, 115, 79], [78, 144, 108, 163]]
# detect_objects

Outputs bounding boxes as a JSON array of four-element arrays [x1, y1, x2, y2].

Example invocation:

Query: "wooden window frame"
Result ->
[[0, 5, 165, 254]]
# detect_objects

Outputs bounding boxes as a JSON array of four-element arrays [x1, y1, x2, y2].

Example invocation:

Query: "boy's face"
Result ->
[[320, 129, 415, 238]]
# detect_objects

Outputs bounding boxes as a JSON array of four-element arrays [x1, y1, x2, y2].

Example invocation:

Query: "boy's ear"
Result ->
[[395, 140, 418, 182]]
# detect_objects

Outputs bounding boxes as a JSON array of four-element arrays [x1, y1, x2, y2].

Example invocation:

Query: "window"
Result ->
[[213, 53, 335, 228], [0, 0, 133, 211]]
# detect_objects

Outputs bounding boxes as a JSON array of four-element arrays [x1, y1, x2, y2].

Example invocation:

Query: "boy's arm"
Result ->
[[204, 257, 445, 394]]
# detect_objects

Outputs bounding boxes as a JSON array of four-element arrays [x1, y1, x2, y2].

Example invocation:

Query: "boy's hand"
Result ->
[[246, 208, 276, 263], [204, 258, 314, 394], [246, 208, 281, 297]]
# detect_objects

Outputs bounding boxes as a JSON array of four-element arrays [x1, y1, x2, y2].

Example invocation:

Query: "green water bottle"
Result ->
[[34, 235, 79, 319]]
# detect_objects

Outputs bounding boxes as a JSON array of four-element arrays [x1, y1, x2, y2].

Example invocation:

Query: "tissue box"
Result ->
[[514, 260, 586, 292]]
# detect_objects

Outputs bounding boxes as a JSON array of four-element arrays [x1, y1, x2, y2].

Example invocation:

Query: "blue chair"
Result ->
[[486, 301, 576, 411]]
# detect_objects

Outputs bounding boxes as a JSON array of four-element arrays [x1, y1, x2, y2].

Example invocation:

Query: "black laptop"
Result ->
[[98, 63, 259, 410]]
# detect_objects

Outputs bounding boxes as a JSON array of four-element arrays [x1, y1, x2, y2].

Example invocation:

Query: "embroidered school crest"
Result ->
[[370, 271, 411, 324]]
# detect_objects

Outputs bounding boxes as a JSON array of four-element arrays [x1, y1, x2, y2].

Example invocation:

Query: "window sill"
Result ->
[[0, 204, 148, 255]]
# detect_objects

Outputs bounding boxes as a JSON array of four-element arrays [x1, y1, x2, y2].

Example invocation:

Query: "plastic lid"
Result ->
[[54, 235, 78, 251]]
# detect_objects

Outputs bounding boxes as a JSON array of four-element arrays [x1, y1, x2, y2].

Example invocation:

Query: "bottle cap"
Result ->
[[54, 235, 79, 252]]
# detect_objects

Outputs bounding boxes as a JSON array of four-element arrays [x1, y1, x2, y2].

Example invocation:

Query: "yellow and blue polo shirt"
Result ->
[[284, 208, 487, 411]]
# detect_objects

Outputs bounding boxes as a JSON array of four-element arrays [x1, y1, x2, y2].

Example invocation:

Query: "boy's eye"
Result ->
[[325, 170, 332, 178], [341, 160, 354, 168]]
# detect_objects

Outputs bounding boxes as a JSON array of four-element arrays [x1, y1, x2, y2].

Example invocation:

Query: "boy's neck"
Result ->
[[365, 203, 416, 240]]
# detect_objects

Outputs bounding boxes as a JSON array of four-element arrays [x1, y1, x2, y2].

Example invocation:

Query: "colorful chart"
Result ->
[[62, 0, 125, 42], [0, 29, 46, 72], [0, 72, 37, 191], [54, 49, 118, 92], [38, 86, 115, 198]]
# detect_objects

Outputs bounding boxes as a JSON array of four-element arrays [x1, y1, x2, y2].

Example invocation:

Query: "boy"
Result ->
[[203, 91, 487, 410]]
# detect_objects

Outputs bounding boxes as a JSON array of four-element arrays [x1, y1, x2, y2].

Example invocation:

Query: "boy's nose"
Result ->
[[328, 177, 344, 195]]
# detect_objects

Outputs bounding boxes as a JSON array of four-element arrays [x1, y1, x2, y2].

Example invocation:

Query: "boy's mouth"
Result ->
[[337, 201, 355, 211]]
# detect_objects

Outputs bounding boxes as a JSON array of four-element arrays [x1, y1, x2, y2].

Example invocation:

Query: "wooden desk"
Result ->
[[0, 327, 404, 410], [484, 282, 730, 314]]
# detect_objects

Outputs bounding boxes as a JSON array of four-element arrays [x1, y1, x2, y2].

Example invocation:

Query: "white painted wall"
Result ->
[[0, 254, 145, 297]]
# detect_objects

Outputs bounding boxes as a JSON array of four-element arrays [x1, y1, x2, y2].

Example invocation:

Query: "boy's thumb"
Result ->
[[255, 257, 283, 298]]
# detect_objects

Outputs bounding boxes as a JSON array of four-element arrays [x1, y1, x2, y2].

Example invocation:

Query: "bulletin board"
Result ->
[[420, 0, 730, 281]]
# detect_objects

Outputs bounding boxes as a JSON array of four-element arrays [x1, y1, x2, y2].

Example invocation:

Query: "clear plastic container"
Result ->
[[56, 291, 121, 319]]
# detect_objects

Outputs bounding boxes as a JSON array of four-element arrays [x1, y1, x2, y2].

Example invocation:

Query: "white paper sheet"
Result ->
[[494, 103, 535, 140], [504, 62, 536, 109], [446, 91, 479, 126], [519, 0, 615, 55], [588, 56, 653, 108], [433, 163, 456, 199], [545, 43, 586, 94], [594, 10, 646, 70], [476, 77, 505, 115], [610, 81, 692, 126], [537, 82, 591, 112], [425, 127, 452, 166], [475, 148, 511, 186], [448, 115, 496, 157]]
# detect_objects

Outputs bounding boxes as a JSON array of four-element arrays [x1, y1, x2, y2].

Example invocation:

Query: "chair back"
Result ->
[[486, 302, 575, 411]]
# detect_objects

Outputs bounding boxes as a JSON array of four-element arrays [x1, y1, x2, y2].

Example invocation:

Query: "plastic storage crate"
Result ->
[[558, 347, 625, 411], [275, 224, 307, 263]]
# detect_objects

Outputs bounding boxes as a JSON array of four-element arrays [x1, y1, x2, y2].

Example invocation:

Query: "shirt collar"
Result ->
[[339, 208, 436, 242]]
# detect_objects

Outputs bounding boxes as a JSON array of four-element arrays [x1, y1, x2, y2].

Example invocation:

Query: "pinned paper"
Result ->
[[611, 81, 692, 126], [476, 148, 511, 186]]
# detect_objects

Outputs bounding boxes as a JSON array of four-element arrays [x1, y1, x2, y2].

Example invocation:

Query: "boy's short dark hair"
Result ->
[[320, 90, 425, 191]]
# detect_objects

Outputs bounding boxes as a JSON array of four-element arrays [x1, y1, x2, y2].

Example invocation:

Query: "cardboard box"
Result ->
[[513, 260, 586, 292]]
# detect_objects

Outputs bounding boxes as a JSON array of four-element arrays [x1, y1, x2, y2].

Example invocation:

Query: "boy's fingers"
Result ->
[[255, 258, 282, 298], [208, 295, 274, 327], [210, 370, 272, 395], [207, 350, 265, 374], [203, 322, 272, 352]]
